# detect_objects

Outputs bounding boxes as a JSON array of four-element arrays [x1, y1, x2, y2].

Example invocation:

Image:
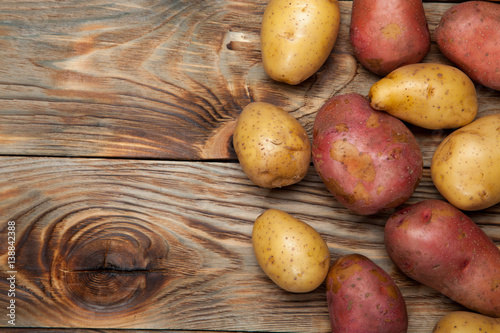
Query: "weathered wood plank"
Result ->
[[0, 157, 498, 331], [1, 1, 498, 162], [3, 330, 234, 333]]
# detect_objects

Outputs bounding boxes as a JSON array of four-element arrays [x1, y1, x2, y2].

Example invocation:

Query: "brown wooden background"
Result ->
[[0, 0, 499, 332]]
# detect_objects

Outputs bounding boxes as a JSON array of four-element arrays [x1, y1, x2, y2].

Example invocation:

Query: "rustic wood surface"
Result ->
[[0, 0, 499, 332]]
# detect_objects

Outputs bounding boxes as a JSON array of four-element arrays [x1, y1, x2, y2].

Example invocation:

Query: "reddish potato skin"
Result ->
[[385, 199, 500, 317], [350, 0, 430, 76], [326, 254, 408, 333], [312, 93, 423, 215], [435, 1, 500, 91]]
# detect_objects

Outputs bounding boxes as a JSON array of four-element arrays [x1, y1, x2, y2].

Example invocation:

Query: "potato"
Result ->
[[312, 93, 423, 215], [384, 199, 500, 317], [369, 63, 478, 130], [252, 209, 330, 293], [260, 0, 340, 85], [432, 311, 500, 333], [435, 1, 500, 91], [350, 0, 430, 76], [431, 114, 500, 211], [326, 253, 408, 332], [233, 102, 311, 189]]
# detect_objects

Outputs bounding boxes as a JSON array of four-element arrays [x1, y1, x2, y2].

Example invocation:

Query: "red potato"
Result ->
[[350, 0, 430, 76], [435, 1, 500, 91], [385, 199, 500, 317], [312, 93, 423, 215], [326, 254, 408, 333]]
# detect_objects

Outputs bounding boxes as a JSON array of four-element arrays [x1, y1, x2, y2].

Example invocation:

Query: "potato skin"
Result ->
[[431, 114, 500, 211], [261, 0, 340, 85], [326, 254, 408, 333], [350, 0, 430, 76], [233, 102, 311, 189], [252, 209, 331, 293], [432, 311, 500, 333], [312, 93, 423, 215], [369, 63, 478, 130], [384, 199, 500, 317], [435, 1, 500, 91]]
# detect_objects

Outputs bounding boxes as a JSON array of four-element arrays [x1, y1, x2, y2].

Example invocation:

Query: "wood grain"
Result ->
[[1, 1, 499, 332], [2, 330, 239, 333], [0, 1, 499, 162], [0, 157, 498, 331]]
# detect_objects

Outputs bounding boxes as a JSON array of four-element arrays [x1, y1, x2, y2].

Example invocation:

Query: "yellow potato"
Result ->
[[369, 63, 478, 129], [432, 311, 500, 332], [260, 0, 340, 85], [233, 102, 311, 188], [431, 114, 500, 211], [252, 209, 330, 293]]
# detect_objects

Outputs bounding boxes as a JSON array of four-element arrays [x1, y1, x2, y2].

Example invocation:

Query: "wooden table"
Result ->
[[1, 0, 499, 332]]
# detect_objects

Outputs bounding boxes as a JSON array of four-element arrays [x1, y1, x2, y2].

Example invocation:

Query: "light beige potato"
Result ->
[[369, 63, 478, 129], [252, 209, 330, 293], [261, 0, 340, 85], [431, 114, 500, 211], [432, 311, 500, 333], [233, 102, 311, 189]]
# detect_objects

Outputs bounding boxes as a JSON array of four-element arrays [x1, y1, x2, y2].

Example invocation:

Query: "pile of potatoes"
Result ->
[[233, 0, 500, 331]]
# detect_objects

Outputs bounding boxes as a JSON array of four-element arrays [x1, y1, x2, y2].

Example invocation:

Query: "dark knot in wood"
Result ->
[[52, 217, 170, 313]]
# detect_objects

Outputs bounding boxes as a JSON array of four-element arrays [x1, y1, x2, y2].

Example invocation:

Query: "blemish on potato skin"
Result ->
[[385, 285, 399, 300], [330, 140, 376, 182], [399, 260, 416, 274], [323, 176, 357, 205], [352, 182, 373, 205], [335, 123, 349, 132], [395, 218, 410, 229], [492, 279, 500, 292], [329, 261, 364, 294], [420, 208, 432, 224], [377, 185, 386, 195], [369, 269, 388, 283], [366, 58, 383, 70], [381, 23, 402, 40], [391, 131, 409, 143], [366, 113, 380, 128], [459, 259, 470, 272], [387, 147, 403, 160]]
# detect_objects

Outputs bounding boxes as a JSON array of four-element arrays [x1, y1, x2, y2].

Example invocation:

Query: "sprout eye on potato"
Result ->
[[233, 102, 311, 189], [369, 63, 478, 130], [260, 0, 340, 85]]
